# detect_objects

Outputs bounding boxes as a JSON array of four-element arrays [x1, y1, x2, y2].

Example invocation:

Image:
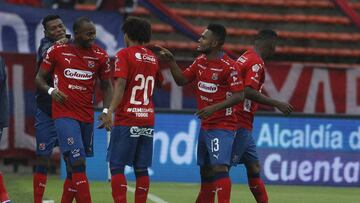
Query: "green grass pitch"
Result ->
[[5, 174, 360, 203]]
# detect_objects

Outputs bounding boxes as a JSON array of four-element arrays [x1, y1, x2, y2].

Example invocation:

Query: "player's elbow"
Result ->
[[174, 77, 189, 86]]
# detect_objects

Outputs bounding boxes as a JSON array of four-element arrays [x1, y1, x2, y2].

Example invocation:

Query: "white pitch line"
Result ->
[[127, 185, 168, 203]]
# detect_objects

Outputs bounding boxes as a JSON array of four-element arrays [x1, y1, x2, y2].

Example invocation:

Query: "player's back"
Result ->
[[114, 46, 160, 127]]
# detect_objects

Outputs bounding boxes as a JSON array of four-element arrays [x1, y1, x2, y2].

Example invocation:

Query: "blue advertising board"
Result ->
[[62, 113, 360, 187]]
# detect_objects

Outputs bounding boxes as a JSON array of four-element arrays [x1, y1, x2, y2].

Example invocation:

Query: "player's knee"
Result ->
[[109, 164, 125, 175], [36, 156, 51, 167], [212, 165, 229, 174], [35, 156, 51, 174], [246, 162, 261, 178], [134, 168, 148, 177], [66, 148, 86, 172], [200, 166, 213, 177]]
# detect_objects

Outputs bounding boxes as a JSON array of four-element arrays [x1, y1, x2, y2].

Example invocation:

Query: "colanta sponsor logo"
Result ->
[[64, 68, 93, 80], [198, 81, 218, 93]]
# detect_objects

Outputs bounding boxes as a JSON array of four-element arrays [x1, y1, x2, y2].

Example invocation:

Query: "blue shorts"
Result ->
[[107, 126, 154, 169], [231, 128, 259, 166], [197, 129, 235, 166], [54, 118, 94, 157], [35, 108, 58, 156]]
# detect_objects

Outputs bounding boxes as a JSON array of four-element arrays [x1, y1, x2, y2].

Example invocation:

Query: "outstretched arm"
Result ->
[[157, 45, 191, 86]]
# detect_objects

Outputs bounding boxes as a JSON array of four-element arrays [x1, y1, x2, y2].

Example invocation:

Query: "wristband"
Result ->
[[102, 108, 109, 114], [48, 87, 55, 95]]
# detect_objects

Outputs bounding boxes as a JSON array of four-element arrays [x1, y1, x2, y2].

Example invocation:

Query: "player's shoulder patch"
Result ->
[[197, 54, 206, 61], [251, 64, 262, 72], [92, 44, 107, 56], [237, 55, 246, 63]]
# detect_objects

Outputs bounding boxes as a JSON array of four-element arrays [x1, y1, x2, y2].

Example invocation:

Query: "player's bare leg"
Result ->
[[246, 162, 268, 203]]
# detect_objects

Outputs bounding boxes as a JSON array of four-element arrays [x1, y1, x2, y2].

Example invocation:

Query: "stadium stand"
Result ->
[[134, 0, 360, 64]]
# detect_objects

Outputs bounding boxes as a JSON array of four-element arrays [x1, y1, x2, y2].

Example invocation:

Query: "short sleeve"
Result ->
[[99, 53, 111, 80], [40, 45, 57, 72], [227, 64, 244, 93], [243, 62, 264, 90], [113, 49, 129, 79], [182, 59, 198, 81]]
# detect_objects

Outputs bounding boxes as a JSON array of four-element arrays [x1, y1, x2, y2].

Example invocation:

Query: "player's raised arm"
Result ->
[[157, 45, 191, 86]]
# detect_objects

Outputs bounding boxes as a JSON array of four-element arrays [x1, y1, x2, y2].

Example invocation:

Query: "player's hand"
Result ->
[[97, 112, 112, 131], [155, 45, 175, 62], [275, 101, 294, 115], [195, 105, 217, 119], [55, 37, 69, 44], [51, 89, 68, 104]]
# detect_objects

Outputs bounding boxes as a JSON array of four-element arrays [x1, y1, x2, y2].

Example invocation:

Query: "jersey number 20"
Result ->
[[130, 74, 155, 105]]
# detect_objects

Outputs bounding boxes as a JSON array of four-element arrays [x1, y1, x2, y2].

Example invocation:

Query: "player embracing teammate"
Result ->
[[36, 17, 113, 203]]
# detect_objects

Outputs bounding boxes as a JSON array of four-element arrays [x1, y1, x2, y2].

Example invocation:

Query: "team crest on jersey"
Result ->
[[252, 64, 261, 72], [39, 143, 46, 150], [67, 137, 74, 145], [212, 73, 218, 80], [135, 52, 142, 60], [88, 60, 95, 68]]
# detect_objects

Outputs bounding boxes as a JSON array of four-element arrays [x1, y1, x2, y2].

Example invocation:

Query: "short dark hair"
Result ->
[[42, 15, 61, 30], [207, 23, 226, 45], [255, 29, 278, 42], [122, 17, 151, 43], [73, 17, 92, 33]]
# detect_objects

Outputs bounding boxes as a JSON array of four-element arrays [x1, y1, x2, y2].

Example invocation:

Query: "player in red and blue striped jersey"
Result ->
[[99, 17, 163, 203], [232, 30, 293, 203], [36, 17, 113, 203], [159, 24, 244, 203]]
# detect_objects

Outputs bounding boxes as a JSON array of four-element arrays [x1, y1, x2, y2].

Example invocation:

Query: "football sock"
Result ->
[[213, 172, 231, 203], [72, 172, 91, 203], [196, 176, 214, 203], [0, 173, 10, 203], [61, 178, 77, 203], [33, 171, 47, 203], [111, 173, 127, 203], [248, 177, 268, 203], [135, 170, 149, 203]]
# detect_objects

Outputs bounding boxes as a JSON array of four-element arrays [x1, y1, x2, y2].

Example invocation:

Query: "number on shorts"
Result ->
[[211, 138, 219, 152]]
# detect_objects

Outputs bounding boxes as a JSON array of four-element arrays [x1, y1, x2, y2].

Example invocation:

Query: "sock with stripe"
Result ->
[[135, 170, 150, 203], [213, 172, 231, 203], [248, 177, 268, 203], [33, 166, 47, 203], [195, 176, 215, 203]]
